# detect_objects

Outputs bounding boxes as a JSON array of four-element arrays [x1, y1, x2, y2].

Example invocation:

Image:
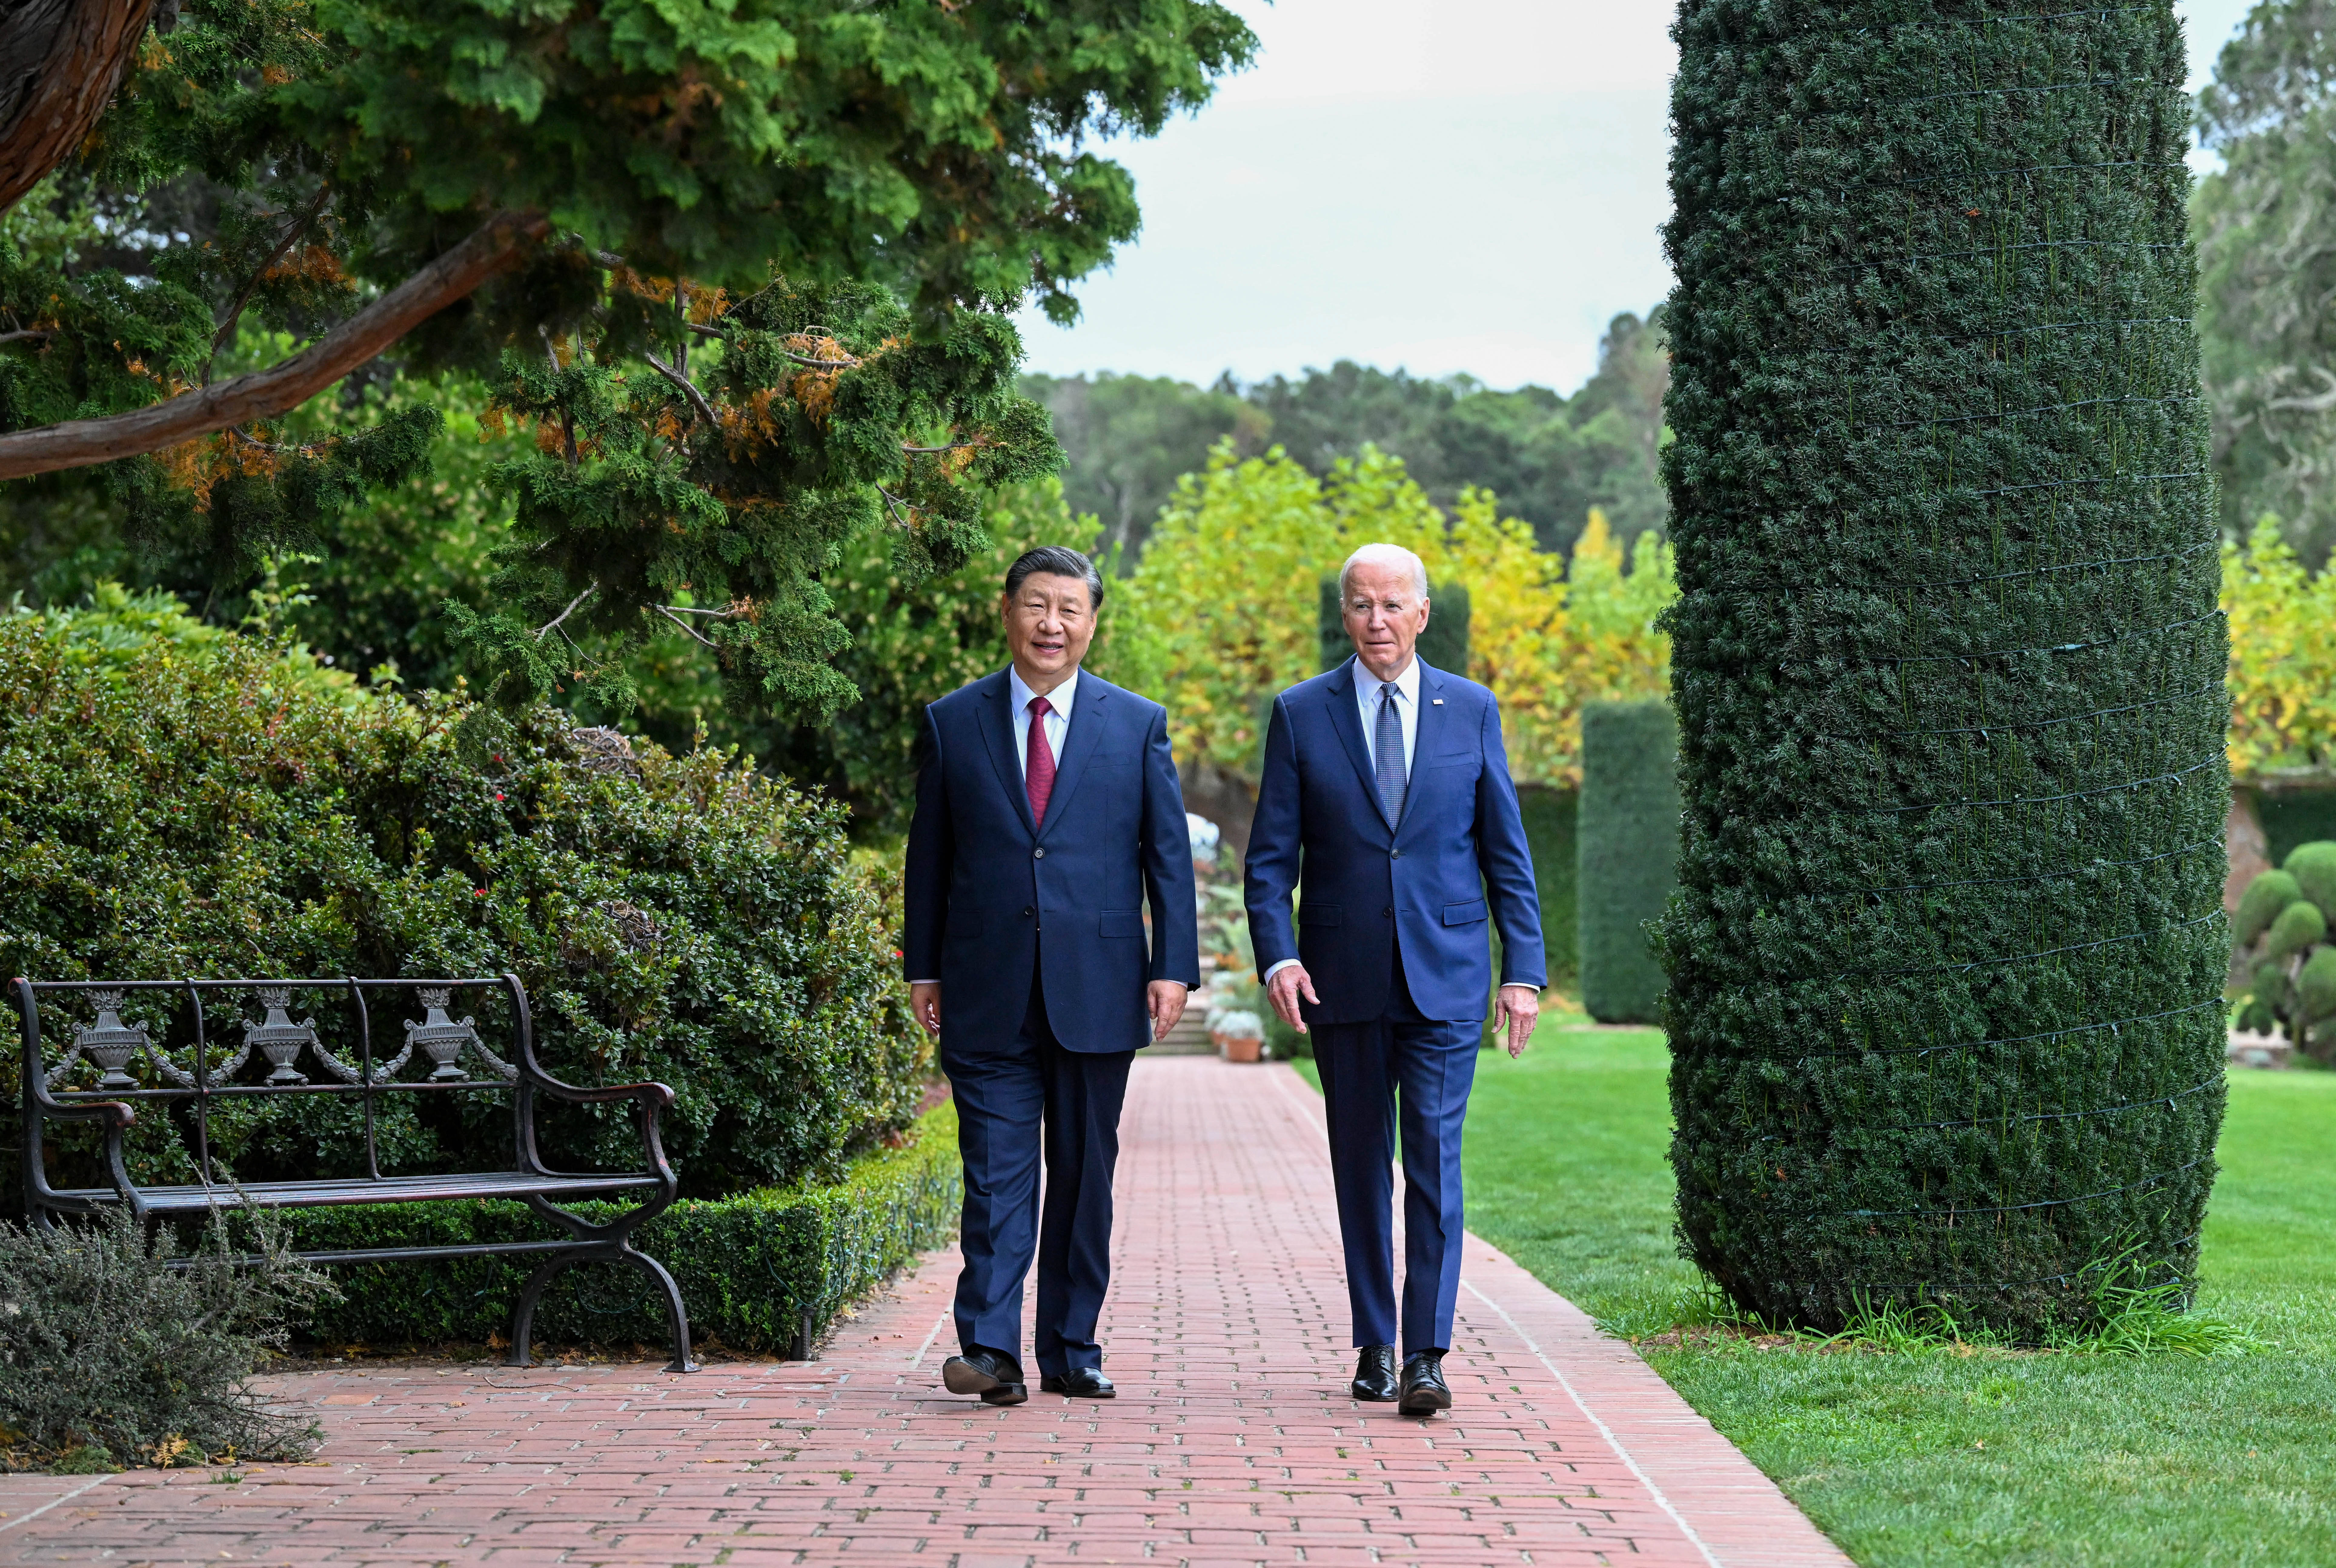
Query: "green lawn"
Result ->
[[1304, 1025, 2336, 1566]]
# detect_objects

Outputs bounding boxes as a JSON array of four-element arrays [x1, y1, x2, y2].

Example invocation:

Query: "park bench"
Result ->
[[14, 973, 698, 1372]]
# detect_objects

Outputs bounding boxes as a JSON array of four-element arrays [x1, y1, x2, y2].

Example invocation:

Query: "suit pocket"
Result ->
[[1442, 899, 1488, 926], [1100, 909, 1144, 938], [1299, 902, 1344, 928], [1425, 751, 1475, 768]]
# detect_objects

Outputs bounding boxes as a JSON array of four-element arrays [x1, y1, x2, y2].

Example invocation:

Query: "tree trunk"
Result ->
[[0, 0, 158, 215]]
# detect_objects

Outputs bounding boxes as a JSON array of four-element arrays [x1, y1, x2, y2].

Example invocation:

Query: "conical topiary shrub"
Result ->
[[1659, 0, 2228, 1336]]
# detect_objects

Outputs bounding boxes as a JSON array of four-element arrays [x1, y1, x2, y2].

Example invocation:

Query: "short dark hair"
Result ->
[[1003, 546, 1104, 610]]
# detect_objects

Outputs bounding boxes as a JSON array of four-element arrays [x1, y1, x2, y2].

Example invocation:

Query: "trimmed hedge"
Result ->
[[1577, 702, 1676, 1023], [284, 1102, 961, 1355], [1318, 574, 1471, 674], [0, 588, 926, 1208], [1517, 784, 1580, 994], [1660, 1, 2227, 1334]]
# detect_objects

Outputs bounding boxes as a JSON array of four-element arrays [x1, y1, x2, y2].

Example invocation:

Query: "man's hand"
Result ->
[[910, 982, 942, 1038], [1149, 980, 1189, 1042], [1495, 984, 1542, 1058], [1266, 963, 1320, 1035]]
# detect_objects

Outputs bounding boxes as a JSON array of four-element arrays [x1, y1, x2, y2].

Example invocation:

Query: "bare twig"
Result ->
[[535, 580, 597, 639], [655, 604, 739, 617], [209, 184, 335, 376], [641, 348, 718, 426], [0, 211, 551, 480], [0, 328, 52, 346], [876, 485, 916, 530], [901, 440, 975, 454], [653, 604, 717, 646]]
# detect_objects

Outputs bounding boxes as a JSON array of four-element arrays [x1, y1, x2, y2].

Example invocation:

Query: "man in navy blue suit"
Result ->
[[904, 545, 1200, 1407], [1246, 542, 1546, 1416]]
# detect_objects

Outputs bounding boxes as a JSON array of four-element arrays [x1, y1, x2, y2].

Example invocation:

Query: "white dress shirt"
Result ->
[[1356, 656, 1420, 777], [1009, 665, 1077, 777], [1264, 657, 1420, 987]]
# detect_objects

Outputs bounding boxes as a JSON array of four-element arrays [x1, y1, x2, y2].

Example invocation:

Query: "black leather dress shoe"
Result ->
[[943, 1346, 1028, 1405], [1350, 1345, 1399, 1401], [1398, 1350, 1451, 1416], [1039, 1367, 1117, 1398]]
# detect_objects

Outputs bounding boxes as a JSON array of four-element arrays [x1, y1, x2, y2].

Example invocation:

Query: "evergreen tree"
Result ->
[[0, 0, 1252, 716], [1661, 0, 2227, 1334]]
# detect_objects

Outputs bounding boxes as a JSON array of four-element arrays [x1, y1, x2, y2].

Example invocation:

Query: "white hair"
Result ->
[[1338, 542, 1429, 603]]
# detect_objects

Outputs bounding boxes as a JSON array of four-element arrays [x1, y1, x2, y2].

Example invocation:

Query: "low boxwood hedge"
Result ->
[[284, 1101, 960, 1355]]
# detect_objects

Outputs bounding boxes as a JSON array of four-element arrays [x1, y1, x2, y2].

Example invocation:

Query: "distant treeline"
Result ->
[[1024, 309, 1668, 566]]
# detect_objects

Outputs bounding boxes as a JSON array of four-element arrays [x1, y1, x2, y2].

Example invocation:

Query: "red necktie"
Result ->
[[1026, 696, 1057, 826]]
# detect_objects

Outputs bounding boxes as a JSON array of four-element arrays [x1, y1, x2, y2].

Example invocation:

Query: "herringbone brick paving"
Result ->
[[0, 1057, 1849, 1567]]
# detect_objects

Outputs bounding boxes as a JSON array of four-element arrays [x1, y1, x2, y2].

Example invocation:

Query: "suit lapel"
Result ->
[[1035, 674, 1110, 840], [1324, 658, 1394, 832], [1398, 661, 1453, 839], [974, 671, 1039, 839]]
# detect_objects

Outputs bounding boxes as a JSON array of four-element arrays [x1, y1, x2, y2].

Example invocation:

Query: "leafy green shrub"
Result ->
[[0, 1209, 333, 1469], [2232, 842, 2336, 1060], [1578, 701, 1676, 1024], [1659, 1, 2227, 1336], [0, 589, 925, 1206], [282, 1103, 960, 1354]]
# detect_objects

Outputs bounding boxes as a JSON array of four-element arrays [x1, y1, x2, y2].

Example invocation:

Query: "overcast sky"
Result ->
[[1013, 0, 2264, 397]]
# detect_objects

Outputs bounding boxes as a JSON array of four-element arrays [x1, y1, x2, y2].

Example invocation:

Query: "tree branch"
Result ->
[[652, 604, 716, 646], [0, 0, 157, 216], [535, 580, 597, 639], [0, 210, 550, 480], [640, 348, 717, 426], [208, 184, 335, 372]]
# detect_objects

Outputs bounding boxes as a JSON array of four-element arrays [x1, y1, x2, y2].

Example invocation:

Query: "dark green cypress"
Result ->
[[1579, 700, 1681, 1025], [1659, 0, 2228, 1334]]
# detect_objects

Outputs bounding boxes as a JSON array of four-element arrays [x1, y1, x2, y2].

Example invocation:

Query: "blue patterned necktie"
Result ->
[[1374, 681, 1406, 825]]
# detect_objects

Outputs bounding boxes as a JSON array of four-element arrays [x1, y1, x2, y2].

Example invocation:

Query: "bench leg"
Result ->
[[619, 1245, 700, 1374], [504, 1251, 584, 1368]]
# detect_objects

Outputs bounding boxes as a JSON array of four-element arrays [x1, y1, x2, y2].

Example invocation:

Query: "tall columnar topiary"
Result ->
[[1660, 0, 2228, 1334], [1578, 700, 1680, 1024]]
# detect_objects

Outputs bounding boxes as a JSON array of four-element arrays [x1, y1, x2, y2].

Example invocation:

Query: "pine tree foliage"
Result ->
[[1660, 0, 2228, 1335], [0, 0, 1252, 715]]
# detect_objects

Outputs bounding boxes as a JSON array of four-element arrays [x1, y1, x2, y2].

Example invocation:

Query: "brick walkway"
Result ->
[[0, 1058, 1849, 1567]]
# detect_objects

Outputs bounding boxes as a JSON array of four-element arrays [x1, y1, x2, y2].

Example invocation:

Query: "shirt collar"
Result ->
[[1360, 655, 1421, 705], [1009, 664, 1079, 718]]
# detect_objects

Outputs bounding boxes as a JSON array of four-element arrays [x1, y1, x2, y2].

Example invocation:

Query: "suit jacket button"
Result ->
[[1023, 907, 1034, 918], [1391, 849, 1402, 859], [1383, 907, 1393, 918], [1034, 847, 1045, 859]]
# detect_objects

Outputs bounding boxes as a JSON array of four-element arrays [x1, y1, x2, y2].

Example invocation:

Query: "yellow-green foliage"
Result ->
[[2224, 517, 2336, 780], [1101, 443, 1674, 787]]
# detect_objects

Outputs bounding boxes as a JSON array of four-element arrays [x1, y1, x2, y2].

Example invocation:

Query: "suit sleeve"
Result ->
[[1244, 693, 1304, 977], [1475, 694, 1547, 989], [902, 706, 952, 983], [1139, 705, 1201, 987]]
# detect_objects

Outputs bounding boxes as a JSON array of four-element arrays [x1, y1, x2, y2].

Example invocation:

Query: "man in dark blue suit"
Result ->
[[905, 545, 1199, 1407], [1246, 542, 1546, 1416]]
